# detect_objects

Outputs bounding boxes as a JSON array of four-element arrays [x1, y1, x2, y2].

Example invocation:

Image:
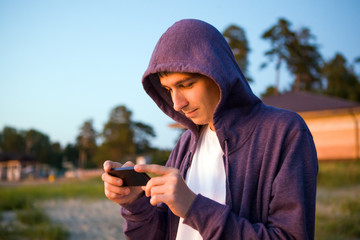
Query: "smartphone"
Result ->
[[108, 166, 150, 186]]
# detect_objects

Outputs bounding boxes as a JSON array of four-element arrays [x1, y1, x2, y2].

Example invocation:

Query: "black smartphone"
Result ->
[[108, 167, 150, 186]]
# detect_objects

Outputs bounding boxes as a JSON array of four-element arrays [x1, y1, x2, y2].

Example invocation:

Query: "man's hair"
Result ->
[[157, 72, 170, 78]]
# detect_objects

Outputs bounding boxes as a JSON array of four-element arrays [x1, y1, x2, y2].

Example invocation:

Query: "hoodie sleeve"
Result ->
[[183, 127, 318, 240], [121, 195, 168, 239]]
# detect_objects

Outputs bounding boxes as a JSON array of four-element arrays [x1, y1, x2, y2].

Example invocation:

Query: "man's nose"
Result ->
[[172, 90, 188, 112]]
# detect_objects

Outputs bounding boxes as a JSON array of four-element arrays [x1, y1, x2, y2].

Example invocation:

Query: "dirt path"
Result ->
[[41, 199, 125, 240]]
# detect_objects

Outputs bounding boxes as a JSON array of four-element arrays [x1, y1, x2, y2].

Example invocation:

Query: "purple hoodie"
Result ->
[[121, 19, 318, 240]]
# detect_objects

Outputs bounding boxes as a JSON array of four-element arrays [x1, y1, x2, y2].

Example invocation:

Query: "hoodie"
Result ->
[[121, 19, 318, 240]]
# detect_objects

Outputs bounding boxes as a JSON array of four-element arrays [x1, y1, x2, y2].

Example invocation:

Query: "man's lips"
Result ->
[[184, 108, 198, 118]]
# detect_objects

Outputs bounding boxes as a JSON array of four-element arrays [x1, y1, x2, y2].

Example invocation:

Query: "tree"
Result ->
[[133, 122, 156, 154], [287, 28, 323, 91], [322, 53, 360, 102], [223, 25, 252, 82], [353, 56, 360, 75], [76, 120, 97, 168], [262, 18, 324, 95], [355, 56, 360, 64], [49, 142, 63, 169], [149, 148, 171, 166], [0, 127, 65, 168], [261, 86, 277, 98], [96, 105, 135, 164], [24, 129, 52, 166], [0, 126, 25, 153], [261, 18, 295, 95], [63, 144, 79, 168], [93, 105, 155, 166], [0, 131, 3, 152]]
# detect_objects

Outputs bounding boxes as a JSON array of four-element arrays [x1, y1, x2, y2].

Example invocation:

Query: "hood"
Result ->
[[142, 19, 261, 150]]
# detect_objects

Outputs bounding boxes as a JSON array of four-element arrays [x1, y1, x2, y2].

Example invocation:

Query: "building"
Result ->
[[0, 154, 36, 181], [262, 91, 360, 160]]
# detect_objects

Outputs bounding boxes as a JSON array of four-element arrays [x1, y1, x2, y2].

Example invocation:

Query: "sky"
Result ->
[[1, 0, 360, 150]]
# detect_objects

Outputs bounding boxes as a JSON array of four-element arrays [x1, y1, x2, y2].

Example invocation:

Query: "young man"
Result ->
[[102, 19, 318, 239]]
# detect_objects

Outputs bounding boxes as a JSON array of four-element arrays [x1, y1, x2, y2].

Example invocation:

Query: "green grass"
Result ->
[[0, 204, 70, 240], [0, 177, 104, 240], [317, 160, 360, 188], [16, 204, 51, 225], [1, 163, 360, 239], [315, 161, 360, 240], [316, 189, 360, 239], [0, 177, 104, 211]]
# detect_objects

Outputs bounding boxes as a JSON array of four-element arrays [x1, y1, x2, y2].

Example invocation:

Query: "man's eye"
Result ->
[[182, 82, 194, 88]]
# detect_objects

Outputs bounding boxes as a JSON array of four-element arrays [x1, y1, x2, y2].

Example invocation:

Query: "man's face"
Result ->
[[160, 72, 220, 130]]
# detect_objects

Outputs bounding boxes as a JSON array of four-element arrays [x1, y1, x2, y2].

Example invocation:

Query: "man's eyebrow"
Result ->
[[161, 76, 197, 88]]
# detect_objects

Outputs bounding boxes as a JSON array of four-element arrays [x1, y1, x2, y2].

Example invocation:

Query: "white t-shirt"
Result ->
[[175, 125, 226, 240]]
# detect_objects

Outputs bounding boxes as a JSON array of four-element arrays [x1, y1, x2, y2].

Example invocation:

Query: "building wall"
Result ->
[[0, 160, 22, 181], [301, 110, 360, 160]]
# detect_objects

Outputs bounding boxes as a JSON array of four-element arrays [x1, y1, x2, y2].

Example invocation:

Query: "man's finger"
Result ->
[[105, 182, 130, 195], [103, 160, 123, 172], [144, 179, 162, 197], [102, 172, 124, 187], [123, 161, 135, 168], [143, 176, 168, 196], [135, 164, 175, 175], [149, 193, 166, 206]]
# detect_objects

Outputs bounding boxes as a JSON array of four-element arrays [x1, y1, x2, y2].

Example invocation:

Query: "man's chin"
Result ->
[[190, 119, 208, 126]]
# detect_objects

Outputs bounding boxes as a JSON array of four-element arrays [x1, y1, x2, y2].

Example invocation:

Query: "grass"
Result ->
[[315, 161, 360, 240], [0, 177, 104, 211], [0, 162, 359, 239], [0, 204, 70, 240], [0, 177, 104, 240], [316, 188, 360, 239], [317, 160, 360, 188]]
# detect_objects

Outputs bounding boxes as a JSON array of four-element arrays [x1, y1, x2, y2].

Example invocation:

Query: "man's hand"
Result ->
[[102, 160, 143, 205], [136, 164, 196, 218]]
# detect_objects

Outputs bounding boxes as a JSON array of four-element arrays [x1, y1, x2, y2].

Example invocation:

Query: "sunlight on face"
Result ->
[[160, 73, 220, 130]]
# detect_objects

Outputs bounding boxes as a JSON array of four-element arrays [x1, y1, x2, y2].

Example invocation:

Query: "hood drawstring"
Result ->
[[224, 139, 232, 209]]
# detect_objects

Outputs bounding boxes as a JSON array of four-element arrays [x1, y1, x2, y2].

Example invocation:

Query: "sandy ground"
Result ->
[[40, 199, 126, 240]]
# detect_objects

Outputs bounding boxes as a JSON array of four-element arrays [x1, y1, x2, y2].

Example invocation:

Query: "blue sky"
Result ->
[[1, 0, 359, 149]]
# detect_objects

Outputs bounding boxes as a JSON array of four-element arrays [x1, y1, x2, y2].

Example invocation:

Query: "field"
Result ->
[[0, 161, 359, 239], [0, 178, 124, 240], [316, 161, 360, 240]]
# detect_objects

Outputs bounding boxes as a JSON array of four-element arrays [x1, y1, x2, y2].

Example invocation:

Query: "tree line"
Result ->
[[222, 17, 360, 101], [0, 105, 171, 170], [1, 17, 359, 171]]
